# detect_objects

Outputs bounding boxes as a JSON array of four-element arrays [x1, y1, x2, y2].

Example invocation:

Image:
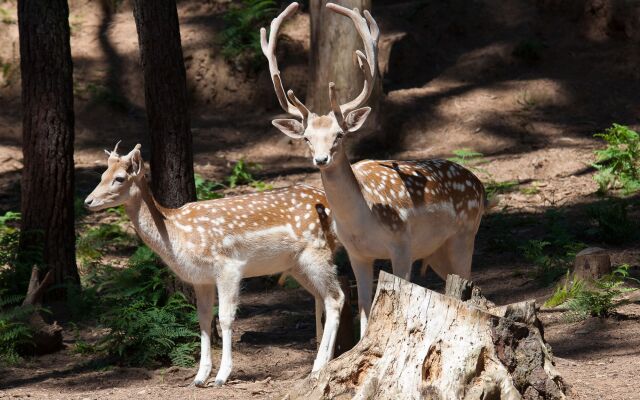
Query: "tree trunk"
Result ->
[[17, 0, 79, 299], [288, 272, 566, 400], [131, 0, 218, 340], [132, 0, 196, 209], [308, 0, 380, 119]]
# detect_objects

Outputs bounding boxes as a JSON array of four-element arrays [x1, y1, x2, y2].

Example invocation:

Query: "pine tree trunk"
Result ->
[[132, 0, 196, 209], [308, 0, 380, 121], [17, 0, 79, 299], [131, 0, 218, 339], [288, 272, 566, 400]]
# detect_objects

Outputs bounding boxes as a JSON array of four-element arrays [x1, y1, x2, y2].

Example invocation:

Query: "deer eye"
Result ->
[[114, 176, 126, 184]]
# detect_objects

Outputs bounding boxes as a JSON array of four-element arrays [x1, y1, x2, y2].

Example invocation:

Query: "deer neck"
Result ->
[[124, 176, 176, 259], [320, 149, 373, 229]]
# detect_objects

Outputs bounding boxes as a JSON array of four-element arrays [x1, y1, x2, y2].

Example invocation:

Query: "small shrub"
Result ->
[[586, 200, 637, 245], [99, 293, 199, 367], [522, 240, 568, 286], [485, 180, 519, 199], [221, 0, 278, 67], [0, 292, 35, 365], [544, 271, 584, 308], [0, 212, 41, 298], [95, 245, 200, 367], [592, 123, 640, 194], [227, 160, 272, 191], [567, 265, 638, 318], [521, 211, 585, 287], [76, 223, 137, 265], [447, 149, 485, 166], [194, 174, 225, 201]]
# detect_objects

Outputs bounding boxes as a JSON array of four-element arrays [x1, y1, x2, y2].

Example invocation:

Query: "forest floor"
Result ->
[[2, 0, 640, 399]]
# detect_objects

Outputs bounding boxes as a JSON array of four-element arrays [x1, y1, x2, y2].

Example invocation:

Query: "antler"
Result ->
[[260, 2, 309, 123], [326, 3, 379, 126]]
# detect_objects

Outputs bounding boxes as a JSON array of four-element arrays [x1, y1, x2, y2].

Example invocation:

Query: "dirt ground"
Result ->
[[1, 0, 640, 398]]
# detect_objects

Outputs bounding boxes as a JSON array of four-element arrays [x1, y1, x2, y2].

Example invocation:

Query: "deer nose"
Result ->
[[84, 197, 94, 207], [314, 155, 329, 165]]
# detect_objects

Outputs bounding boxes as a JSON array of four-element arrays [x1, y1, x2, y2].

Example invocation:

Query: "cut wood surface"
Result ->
[[287, 272, 565, 400]]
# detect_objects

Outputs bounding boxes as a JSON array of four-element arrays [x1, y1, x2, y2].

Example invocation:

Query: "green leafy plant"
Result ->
[[593, 123, 640, 194], [544, 271, 585, 308], [447, 149, 485, 166], [0, 212, 41, 298], [586, 200, 637, 245], [227, 160, 272, 191], [567, 265, 638, 318], [522, 240, 568, 286], [521, 211, 585, 287], [94, 246, 200, 367], [194, 174, 225, 201], [221, 0, 278, 67], [99, 293, 199, 367], [485, 180, 519, 199], [0, 292, 35, 365], [76, 223, 137, 265]]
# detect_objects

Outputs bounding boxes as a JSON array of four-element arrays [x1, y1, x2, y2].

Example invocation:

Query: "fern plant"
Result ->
[[0, 292, 35, 365], [99, 293, 199, 367], [567, 265, 638, 318], [544, 271, 584, 308], [95, 245, 200, 367], [593, 123, 640, 194], [221, 0, 278, 67]]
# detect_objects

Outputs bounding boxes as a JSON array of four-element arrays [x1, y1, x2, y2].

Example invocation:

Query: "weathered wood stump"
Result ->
[[23, 266, 63, 355], [287, 272, 565, 400], [573, 247, 611, 281]]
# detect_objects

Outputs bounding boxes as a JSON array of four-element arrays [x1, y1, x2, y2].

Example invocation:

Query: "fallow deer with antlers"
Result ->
[[84, 143, 343, 386], [262, 2, 488, 335]]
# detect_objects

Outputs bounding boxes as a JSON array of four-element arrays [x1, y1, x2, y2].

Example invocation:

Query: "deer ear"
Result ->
[[344, 107, 371, 133], [272, 119, 304, 139], [127, 145, 143, 176]]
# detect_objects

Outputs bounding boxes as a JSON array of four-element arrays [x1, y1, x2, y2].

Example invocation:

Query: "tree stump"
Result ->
[[287, 272, 565, 400], [22, 267, 63, 355], [573, 247, 611, 281]]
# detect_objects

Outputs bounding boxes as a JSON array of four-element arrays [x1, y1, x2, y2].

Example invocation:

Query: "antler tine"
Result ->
[[287, 90, 310, 121], [326, 3, 379, 116], [112, 140, 122, 155], [260, 2, 309, 122]]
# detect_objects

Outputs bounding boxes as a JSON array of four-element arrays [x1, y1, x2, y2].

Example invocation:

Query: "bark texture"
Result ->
[[573, 247, 611, 280], [308, 0, 380, 116], [17, 0, 79, 297], [287, 272, 565, 400], [132, 0, 196, 208]]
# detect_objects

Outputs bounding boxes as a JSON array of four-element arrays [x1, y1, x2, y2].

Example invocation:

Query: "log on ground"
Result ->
[[287, 271, 565, 400]]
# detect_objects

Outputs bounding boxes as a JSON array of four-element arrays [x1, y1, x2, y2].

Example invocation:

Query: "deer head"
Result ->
[[84, 142, 144, 211], [262, 2, 379, 167]]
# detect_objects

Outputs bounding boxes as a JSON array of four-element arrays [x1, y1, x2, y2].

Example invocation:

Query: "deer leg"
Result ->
[[292, 251, 344, 371], [192, 283, 216, 387], [213, 268, 242, 386], [350, 254, 373, 338], [443, 233, 475, 280], [390, 245, 413, 282]]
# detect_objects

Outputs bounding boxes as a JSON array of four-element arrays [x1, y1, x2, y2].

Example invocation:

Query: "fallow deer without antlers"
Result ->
[[84, 143, 344, 386], [262, 3, 488, 335]]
